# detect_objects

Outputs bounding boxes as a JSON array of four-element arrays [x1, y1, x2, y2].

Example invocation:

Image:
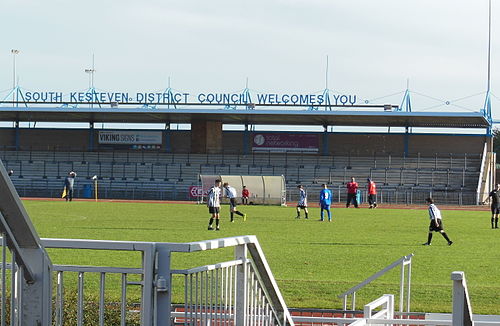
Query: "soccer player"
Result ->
[[296, 185, 308, 219], [346, 177, 359, 208], [422, 197, 453, 246], [319, 184, 333, 222], [367, 178, 378, 209], [223, 182, 247, 222], [241, 186, 250, 205], [207, 179, 222, 230], [488, 183, 500, 229]]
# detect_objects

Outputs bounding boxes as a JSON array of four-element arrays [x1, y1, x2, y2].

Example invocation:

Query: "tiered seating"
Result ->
[[0, 150, 482, 203]]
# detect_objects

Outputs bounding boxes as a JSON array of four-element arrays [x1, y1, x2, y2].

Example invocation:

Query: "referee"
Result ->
[[488, 183, 500, 229], [422, 197, 453, 246]]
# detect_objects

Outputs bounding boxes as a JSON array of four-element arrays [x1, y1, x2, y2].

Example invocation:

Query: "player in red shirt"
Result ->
[[346, 177, 359, 208], [241, 186, 250, 205], [367, 178, 378, 209]]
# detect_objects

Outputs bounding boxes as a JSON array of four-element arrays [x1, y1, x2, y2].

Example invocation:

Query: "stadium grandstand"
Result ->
[[0, 99, 494, 206]]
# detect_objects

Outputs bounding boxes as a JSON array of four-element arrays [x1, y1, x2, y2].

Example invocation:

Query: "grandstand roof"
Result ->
[[0, 106, 489, 128]]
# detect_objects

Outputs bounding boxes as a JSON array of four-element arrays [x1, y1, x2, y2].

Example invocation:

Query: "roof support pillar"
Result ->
[[322, 125, 329, 156], [14, 121, 20, 151], [243, 124, 249, 155], [88, 122, 94, 151], [191, 120, 223, 154], [404, 127, 410, 158], [164, 123, 171, 153]]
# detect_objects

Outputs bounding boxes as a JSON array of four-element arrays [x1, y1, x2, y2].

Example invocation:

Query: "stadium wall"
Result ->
[[0, 128, 489, 156]]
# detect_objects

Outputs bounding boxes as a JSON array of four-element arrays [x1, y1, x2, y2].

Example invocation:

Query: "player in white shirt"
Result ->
[[296, 185, 309, 219], [207, 179, 222, 230], [423, 197, 453, 246], [223, 182, 247, 222]]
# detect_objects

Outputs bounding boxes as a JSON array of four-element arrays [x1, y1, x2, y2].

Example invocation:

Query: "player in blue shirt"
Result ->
[[319, 184, 333, 222]]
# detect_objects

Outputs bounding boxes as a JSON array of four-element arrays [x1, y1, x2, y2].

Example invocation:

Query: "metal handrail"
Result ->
[[163, 235, 294, 326], [338, 253, 413, 313]]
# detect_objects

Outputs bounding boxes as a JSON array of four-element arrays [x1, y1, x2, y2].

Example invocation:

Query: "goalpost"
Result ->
[[199, 175, 286, 205]]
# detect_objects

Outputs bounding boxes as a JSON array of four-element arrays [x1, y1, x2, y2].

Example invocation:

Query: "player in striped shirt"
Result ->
[[422, 197, 453, 246], [296, 185, 309, 219], [207, 179, 222, 230], [223, 182, 247, 222]]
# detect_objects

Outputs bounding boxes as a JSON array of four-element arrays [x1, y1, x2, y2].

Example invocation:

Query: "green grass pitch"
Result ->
[[24, 200, 500, 314]]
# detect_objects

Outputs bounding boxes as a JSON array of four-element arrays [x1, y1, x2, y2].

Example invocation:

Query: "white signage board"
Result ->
[[98, 131, 162, 145]]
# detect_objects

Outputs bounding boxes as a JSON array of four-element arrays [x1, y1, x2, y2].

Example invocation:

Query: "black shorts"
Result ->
[[209, 207, 220, 214], [429, 219, 444, 232], [347, 193, 358, 202], [297, 205, 307, 209], [491, 206, 500, 215], [230, 198, 237, 209]]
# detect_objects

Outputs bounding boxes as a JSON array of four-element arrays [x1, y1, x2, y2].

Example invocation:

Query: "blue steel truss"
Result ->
[[224, 88, 252, 110], [482, 90, 492, 135], [2, 86, 27, 108], [143, 77, 178, 110], [398, 88, 412, 112], [224, 81, 253, 110], [308, 88, 332, 111]]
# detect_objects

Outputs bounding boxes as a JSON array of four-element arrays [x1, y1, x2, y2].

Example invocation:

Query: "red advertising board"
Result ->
[[252, 133, 319, 152]]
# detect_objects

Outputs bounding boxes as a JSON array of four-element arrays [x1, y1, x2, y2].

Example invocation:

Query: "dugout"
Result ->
[[200, 175, 286, 205]]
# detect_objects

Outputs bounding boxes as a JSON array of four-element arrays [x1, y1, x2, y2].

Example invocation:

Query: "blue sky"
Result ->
[[1, 0, 499, 116]]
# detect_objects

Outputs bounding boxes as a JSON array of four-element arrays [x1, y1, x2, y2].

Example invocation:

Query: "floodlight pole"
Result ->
[[323, 56, 332, 111], [84, 54, 98, 110], [480, 0, 495, 190], [487, 0, 492, 96], [484, 0, 493, 134], [309, 55, 332, 111], [12, 50, 19, 91], [11, 50, 20, 107]]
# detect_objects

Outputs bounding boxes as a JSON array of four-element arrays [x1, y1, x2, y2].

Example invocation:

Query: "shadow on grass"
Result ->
[[309, 242, 405, 246], [68, 226, 160, 231]]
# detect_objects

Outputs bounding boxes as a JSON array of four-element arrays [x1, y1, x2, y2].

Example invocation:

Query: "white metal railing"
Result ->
[[41, 238, 156, 326], [347, 294, 394, 325], [338, 254, 413, 313], [39, 235, 294, 326], [452, 271, 474, 326], [0, 160, 52, 326], [163, 235, 294, 326], [293, 271, 489, 326], [171, 259, 284, 326]]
